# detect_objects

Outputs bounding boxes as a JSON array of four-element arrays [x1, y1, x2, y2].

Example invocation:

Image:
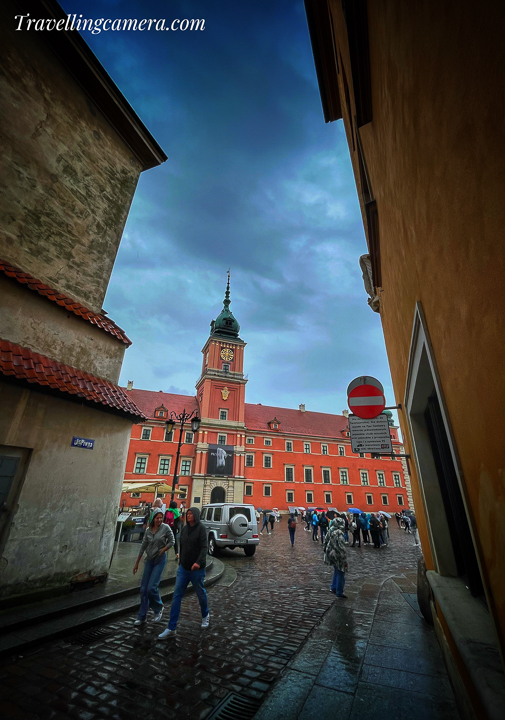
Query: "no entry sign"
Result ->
[[347, 376, 386, 419]]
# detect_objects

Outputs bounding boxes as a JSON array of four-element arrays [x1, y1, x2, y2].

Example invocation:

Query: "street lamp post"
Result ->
[[165, 409, 201, 502]]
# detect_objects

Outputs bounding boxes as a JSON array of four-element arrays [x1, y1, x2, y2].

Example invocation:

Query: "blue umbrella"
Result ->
[[348, 507, 364, 514]]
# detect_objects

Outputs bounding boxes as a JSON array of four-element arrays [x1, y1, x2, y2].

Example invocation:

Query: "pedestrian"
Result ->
[[133, 508, 174, 626], [312, 510, 319, 541], [319, 511, 329, 544], [305, 510, 311, 532], [369, 513, 381, 548], [350, 514, 361, 547], [395, 512, 401, 528], [360, 512, 370, 544], [288, 513, 296, 546], [410, 514, 420, 545], [164, 500, 181, 559], [260, 510, 271, 535], [268, 509, 276, 533], [323, 517, 348, 598], [381, 514, 389, 545], [404, 514, 412, 534], [158, 507, 210, 639], [143, 498, 160, 529]]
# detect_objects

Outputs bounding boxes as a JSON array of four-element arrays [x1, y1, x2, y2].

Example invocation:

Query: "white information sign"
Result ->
[[117, 512, 131, 523], [349, 414, 393, 454]]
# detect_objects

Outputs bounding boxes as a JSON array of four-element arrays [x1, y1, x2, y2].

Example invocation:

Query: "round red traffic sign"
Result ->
[[347, 379, 386, 419]]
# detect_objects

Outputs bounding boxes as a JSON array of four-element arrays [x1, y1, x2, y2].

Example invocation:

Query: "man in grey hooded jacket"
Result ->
[[158, 506, 210, 639]]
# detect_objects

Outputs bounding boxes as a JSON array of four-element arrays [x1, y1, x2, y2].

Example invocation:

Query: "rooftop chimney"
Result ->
[[299, 404, 305, 412], [127, 381, 133, 391], [342, 409, 349, 418]]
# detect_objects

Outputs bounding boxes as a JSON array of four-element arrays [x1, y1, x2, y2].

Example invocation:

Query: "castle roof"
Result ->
[[244, 402, 349, 439]]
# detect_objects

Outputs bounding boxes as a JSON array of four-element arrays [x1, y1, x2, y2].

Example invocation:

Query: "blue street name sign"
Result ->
[[71, 436, 95, 450]]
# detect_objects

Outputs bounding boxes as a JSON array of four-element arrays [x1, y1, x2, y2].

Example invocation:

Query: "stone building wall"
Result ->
[[0, 0, 142, 313]]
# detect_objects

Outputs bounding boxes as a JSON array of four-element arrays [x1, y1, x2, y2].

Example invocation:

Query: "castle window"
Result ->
[[134, 456, 148, 474], [180, 459, 192, 475]]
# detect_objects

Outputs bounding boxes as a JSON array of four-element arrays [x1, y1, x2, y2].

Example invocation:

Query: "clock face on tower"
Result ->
[[220, 348, 234, 362]]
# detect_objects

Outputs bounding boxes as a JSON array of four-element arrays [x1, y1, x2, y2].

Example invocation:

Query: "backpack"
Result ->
[[289, 518, 296, 529], [164, 510, 175, 529]]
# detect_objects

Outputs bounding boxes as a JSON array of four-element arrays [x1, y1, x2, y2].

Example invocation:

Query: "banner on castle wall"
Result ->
[[207, 444, 234, 476]]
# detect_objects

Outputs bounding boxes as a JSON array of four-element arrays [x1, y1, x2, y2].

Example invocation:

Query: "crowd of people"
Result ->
[[276, 507, 420, 598], [130, 499, 418, 636]]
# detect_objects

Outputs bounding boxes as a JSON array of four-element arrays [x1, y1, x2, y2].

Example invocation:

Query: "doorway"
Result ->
[[210, 486, 226, 504], [405, 304, 484, 597], [0, 446, 31, 556]]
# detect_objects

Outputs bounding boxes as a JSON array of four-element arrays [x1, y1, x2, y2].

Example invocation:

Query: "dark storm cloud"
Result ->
[[59, 0, 397, 417]]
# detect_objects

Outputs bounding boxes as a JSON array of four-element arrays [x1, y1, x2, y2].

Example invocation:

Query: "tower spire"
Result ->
[[223, 269, 231, 309], [210, 271, 241, 339]]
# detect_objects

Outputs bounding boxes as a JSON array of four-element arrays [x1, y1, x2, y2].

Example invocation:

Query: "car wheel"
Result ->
[[208, 535, 217, 556], [244, 545, 256, 557]]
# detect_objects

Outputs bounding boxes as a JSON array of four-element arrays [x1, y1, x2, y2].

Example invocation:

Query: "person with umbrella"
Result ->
[[260, 508, 271, 536], [323, 516, 348, 598]]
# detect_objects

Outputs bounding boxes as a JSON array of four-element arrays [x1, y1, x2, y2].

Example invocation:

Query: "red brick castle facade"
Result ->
[[122, 278, 411, 512]]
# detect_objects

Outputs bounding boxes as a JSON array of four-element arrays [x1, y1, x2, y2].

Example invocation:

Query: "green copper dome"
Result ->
[[210, 273, 241, 339]]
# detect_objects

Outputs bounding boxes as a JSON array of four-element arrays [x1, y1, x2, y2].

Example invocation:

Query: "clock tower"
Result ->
[[192, 274, 248, 503]]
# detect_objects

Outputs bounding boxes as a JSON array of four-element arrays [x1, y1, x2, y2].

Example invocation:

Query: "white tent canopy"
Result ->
[[122, 481, 185, 494]]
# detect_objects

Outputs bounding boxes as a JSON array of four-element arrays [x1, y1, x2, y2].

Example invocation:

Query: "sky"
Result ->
[[61, 0, 398, 421]]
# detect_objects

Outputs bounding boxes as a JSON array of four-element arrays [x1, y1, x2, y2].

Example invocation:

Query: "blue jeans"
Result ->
[[168, 565, 209, 630], [288, 527, 295, 546], [261, 516, 269, 533], [138, 554, 166, 620], [331, 568, 346, 596]]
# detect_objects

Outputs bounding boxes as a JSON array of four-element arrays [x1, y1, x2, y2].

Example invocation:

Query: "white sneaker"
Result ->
[[153, 607, 164, 623], [158, 628, 177, 640], [134, 619, 146, 626], [201, 613, 210, 628], [260, 532, 263, 535]]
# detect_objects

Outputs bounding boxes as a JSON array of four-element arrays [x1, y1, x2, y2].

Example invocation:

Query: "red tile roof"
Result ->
[[127, 389, 199, 418], [244, 403, 349, 439], [126, 388, 349, 439], [0, 338, 145, 420], [0, 258, 131, 346]]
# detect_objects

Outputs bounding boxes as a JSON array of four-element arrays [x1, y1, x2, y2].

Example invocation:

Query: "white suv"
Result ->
[[200, 503, 259, 557]]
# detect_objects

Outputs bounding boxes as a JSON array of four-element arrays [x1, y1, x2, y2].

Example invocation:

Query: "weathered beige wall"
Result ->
[[0, 382, 132, 598], [0, 275, 125, 383], [0, 0, 141, 314], [330, 0, 505, 644]]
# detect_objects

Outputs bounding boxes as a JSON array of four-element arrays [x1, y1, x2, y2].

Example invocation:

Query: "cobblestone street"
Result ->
[[0, 524, 458, 720]]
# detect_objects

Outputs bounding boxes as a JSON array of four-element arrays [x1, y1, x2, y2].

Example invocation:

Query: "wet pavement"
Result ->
[[0, 522, 459, 720]]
